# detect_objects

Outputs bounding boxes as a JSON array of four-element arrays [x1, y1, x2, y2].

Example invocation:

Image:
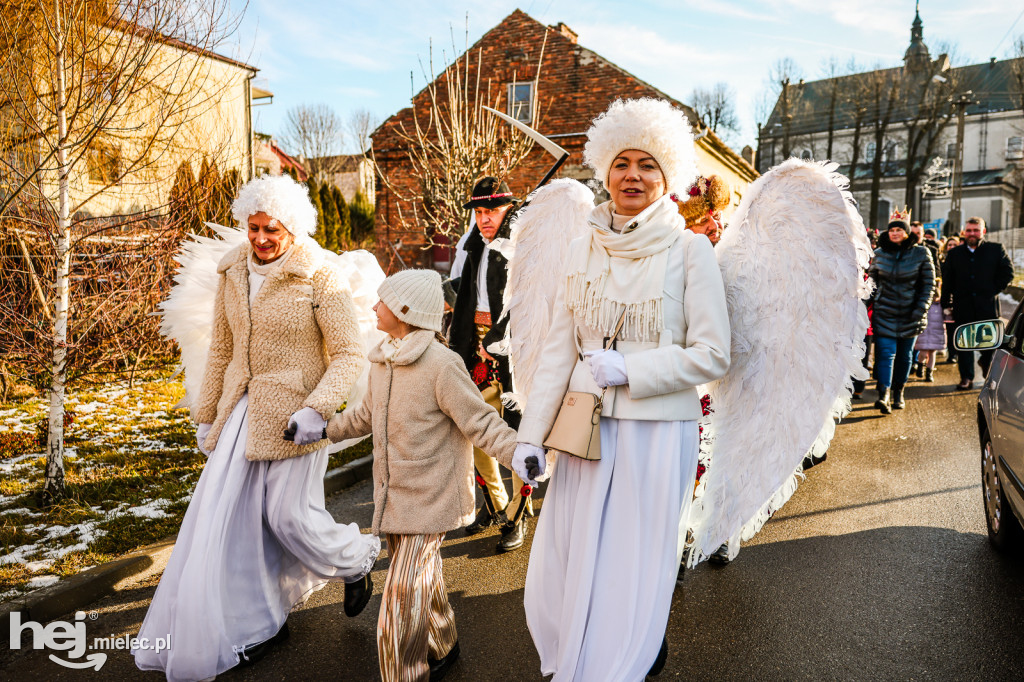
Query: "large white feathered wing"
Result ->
[[492, 178, 595, 409], [687, 159, 873, 565], [159, 224, 386, 453], [320, 248, 386, 443], [159, 223, 247, 412]]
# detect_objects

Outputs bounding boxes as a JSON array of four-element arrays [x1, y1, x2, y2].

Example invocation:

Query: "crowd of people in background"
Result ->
[[859, 214, 1014, 414]]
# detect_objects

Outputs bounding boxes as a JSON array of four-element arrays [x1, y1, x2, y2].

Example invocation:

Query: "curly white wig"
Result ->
[[231, 174, 317, 239], [583, 98, 698, 196]]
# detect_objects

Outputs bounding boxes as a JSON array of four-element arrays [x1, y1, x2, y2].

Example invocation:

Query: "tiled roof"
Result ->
[[765, 58, 1021, 136]]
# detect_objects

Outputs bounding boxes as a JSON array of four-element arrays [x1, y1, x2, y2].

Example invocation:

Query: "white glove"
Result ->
[[287, 407, 327, 446], [196, 423, 212, 456], [512, 443, 546, 487], [583, 349, 628, 388]]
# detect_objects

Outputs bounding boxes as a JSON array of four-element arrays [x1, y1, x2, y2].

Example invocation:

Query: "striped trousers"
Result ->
[[378, 533, 458, 682]]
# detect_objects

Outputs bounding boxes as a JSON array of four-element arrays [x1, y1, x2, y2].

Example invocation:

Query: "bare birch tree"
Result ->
[[373, 36, 542, 255], [347, 107, 380, 155], [0, 0, 241, 499], [279, 103, 347, 182], [903, 48, 958, 214], [690, 83, 739, 138]]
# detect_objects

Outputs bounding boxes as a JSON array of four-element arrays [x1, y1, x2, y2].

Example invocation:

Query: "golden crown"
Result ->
[[889, 206, 911, 223]]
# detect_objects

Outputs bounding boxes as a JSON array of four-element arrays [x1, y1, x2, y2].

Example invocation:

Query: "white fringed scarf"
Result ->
[[565, 195, 681, 342]]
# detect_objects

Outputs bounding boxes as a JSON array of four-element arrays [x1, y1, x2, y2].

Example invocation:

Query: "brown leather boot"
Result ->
[[875, 387, 891, 414]]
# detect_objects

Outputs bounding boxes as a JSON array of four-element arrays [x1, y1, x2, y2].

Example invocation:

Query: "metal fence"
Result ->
[[985, 228, 1024, 278]]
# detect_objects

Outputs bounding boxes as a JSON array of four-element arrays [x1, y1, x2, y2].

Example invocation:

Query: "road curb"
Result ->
[[1, 453, 374, 635]]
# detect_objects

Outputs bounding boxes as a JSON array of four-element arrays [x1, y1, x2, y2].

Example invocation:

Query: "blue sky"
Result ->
[[224, 0, 1023, 153]]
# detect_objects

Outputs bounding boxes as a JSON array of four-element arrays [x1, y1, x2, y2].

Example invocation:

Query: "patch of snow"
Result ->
[[48, 542, 89, 558], [0, 453, 41, 472], [24, 559, 54, 572], [25, 575, 59, 589], [125, 499, 170, 519], [0, 543, 41, 565], [74, 401, 103, 413], [1, 507, 35, 516]]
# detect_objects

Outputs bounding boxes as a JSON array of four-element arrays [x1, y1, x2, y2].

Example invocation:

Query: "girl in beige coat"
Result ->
[[135, 176, 380, 682], [327, 269, 518, 682]]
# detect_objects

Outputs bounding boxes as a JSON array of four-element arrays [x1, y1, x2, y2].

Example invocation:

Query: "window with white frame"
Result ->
[[508, 82, 533, 124], [1007, 137, 1023, 161], [946, 142, 957, 160]]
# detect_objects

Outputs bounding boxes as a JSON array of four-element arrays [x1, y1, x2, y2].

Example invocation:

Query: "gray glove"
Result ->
[[287, 407, 327, 446], [512, 443, 546, 487], [196, 423, 212, 456]]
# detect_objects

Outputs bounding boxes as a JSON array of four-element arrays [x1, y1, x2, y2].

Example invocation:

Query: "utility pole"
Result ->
[[755, 122, 763, 172], [780, 78, 791, 160], [948, 91, 974, 237]]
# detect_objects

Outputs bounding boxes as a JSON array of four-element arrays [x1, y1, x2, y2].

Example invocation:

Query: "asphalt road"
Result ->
[[4, 359, 1024, 681]]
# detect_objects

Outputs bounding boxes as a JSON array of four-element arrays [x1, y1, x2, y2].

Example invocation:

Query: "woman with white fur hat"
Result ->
[[134, 175, 381, 681], [510, 98, 731, 680]]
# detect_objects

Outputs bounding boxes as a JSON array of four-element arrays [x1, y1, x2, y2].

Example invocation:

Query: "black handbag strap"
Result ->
[[575, 309, 626, 359]]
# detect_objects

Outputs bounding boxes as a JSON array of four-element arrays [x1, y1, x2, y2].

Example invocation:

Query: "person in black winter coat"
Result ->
[[940, 217, 1015, 389], [868, 220, 935, 413]]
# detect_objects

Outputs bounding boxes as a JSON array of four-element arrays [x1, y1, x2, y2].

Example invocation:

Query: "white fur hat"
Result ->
[[231, 174, 317, 239], [583, 98, 698, 196], [377, 269, 444, 333]]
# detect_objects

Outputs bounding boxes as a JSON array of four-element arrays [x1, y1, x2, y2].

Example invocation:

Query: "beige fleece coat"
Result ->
[[194, 240, 365, 461], [327, 330, 517, 536]]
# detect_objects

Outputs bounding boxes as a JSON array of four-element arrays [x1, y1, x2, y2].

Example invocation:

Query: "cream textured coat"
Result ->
[[194, 240, 365, 460], [326, 330, 518, 536], [518, 208, 731, 447]]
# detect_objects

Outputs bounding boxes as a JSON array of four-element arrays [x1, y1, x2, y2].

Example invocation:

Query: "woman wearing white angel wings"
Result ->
[[134, 175, 385, 681], [498, 98, 872, 681], [505, 98, 731, 680]]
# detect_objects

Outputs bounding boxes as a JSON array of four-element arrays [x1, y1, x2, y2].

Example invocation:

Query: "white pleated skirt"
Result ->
[[524, 418, 698, 682], [133, 394, 380, 682]]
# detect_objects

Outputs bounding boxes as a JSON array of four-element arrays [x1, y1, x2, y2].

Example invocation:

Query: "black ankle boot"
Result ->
[[924, 367, 934, 382], [429, 640, 460, 681], [236, 622, 289, 667], [464, 506, 494, 535], [344, 572, 373, 617], [892, 386, 905, 409], [875, 387, 891, 414], [647, 637, 668, 677]]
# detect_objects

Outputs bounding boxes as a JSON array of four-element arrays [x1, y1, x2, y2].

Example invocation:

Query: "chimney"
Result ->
[[552, 22, 578, 44]]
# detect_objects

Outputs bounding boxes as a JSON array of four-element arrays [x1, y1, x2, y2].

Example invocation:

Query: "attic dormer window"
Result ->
[[508, 82, 534, 124]]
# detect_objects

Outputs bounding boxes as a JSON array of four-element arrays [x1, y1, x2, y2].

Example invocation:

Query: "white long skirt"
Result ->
[[525, 418, 698, 682], [133, 394, 380, 682]]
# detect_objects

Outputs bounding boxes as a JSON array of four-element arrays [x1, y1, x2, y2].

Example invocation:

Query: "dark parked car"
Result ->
[[956, 305, 1024, 550]]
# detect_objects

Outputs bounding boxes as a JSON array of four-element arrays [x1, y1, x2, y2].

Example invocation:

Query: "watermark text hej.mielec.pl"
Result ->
[[9, 610, 170, 671]]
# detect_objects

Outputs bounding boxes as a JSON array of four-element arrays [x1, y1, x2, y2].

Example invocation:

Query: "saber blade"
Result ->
[[482, 105, 568, 160]]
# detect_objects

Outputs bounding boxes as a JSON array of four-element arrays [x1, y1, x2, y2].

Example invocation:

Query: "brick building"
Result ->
[[371, 9, 758, 272]]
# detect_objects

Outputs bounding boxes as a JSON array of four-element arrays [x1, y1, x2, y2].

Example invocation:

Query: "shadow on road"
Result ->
[[673, 525, 1024, 680]]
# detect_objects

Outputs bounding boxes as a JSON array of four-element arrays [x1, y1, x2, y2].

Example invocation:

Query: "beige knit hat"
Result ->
[[377, 269, 444, 333]]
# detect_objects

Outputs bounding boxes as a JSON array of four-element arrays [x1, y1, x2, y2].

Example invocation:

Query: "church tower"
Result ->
[[904, 2, 931, 72]]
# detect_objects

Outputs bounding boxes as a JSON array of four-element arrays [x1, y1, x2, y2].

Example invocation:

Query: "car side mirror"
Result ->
[[953, 319, 1004, 351]]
